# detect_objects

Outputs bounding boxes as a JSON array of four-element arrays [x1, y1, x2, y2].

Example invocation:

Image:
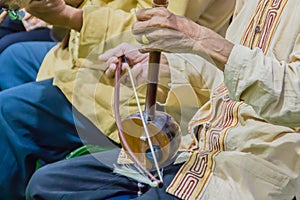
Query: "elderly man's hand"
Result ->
[[99, 43, 170, 86], [99, 43, 149, 86], [132, 7, 233, 65], [132, 7, 203, 54]]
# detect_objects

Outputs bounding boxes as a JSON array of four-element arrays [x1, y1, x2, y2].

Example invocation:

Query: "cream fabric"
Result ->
[[166, 0, 300, 199], [224, 0, 300, 128], [225, 43, 300, 127]]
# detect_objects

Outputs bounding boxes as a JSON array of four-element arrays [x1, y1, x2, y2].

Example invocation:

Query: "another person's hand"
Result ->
[[25, 0, 82, 31], [21, 9, 52, 31], [25, 0, 66, 22]]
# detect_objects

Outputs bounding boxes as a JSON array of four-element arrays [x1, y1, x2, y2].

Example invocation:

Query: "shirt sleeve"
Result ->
[[224, 36, 300, 128]]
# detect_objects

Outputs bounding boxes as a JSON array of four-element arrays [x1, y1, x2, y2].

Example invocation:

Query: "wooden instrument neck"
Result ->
[[145, 0, 168, 121]]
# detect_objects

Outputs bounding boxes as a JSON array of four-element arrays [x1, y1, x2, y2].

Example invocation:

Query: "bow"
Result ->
[[114, 56, 163, 188]]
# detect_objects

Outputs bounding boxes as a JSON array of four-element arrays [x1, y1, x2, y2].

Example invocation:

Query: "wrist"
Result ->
[[61, 5, 83, 31], [193, 27, 233, 68]]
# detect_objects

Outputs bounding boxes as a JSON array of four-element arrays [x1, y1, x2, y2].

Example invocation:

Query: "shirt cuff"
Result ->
[[224, 44, 251, 101]]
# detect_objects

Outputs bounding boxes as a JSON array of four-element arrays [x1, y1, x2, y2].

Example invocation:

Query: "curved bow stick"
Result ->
[[113, 0, 181, 189], [114, 57, 163, 188]]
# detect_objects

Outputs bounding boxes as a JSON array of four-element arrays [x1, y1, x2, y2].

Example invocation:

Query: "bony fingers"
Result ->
[[106, 56, 118, 66], [132, 21, 148, 35], [132, 21, 159, 36], [105, 61, 130, 79], [138, 46, 151, 54], [121, 62, 129, 71], [104, 57, 118, 75], [105, 63, 117, 79], [136, 7, 169, 21], [99, 44, 126, 61], [135, 8, 153, 21]]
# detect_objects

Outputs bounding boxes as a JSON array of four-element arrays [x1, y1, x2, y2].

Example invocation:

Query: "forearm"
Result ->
[[193, 27, 234, 70], [172, 15, 234, 68], [61, 5, 82, 31], [35, 5, 82, 31]]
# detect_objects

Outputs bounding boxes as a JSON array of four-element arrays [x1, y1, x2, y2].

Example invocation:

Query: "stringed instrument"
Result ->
[[114, 0, 181, 188]]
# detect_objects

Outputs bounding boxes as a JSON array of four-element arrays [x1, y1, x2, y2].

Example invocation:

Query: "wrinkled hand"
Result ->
[[132, 7, 203, 54], [132, 7, 234, 65], [99, 43, 170, 86], [99, 43, 149, 86]]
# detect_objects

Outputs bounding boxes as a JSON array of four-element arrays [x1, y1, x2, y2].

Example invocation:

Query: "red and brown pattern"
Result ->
[[256, 0, 288, 52], [241, 0, 266, 48], [167, 151, 213, 199], [241, 0, 288, 53], [167, 84, 242, 199]]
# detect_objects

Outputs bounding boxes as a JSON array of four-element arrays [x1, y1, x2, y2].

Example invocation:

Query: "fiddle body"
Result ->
[[121, 110, 181, 170]]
